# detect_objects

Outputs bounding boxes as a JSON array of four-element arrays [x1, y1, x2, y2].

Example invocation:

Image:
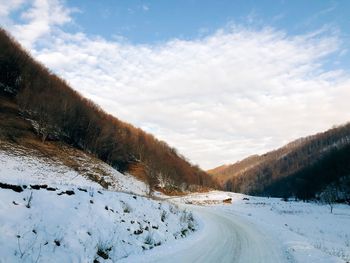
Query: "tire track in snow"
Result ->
[[122, 206, 290, 263]]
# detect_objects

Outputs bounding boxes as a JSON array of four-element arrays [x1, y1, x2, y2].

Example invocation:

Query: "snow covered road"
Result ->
[[122, 206, 288, 263]]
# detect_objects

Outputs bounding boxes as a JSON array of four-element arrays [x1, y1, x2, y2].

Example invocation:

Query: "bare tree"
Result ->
[[320, 186, 338, 213], [1, 28, 218, 193]]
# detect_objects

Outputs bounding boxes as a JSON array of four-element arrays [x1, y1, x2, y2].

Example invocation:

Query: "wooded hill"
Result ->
[[0, 28, 216, 193], [209, 124, 350, 200]]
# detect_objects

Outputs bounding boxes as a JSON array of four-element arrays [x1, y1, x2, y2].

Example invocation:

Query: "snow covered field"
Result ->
[[0, 146, 197, 262], [178, 191, 350, 262], [0, 185, 197, 262]]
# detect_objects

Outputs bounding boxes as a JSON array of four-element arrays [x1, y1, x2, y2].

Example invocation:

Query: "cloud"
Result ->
[[142, 5, 149, 11], [0, 0, 24, 16], [3, 1, 350, 169], [0, 0, 25, 25], [4, 0, 75, 49]]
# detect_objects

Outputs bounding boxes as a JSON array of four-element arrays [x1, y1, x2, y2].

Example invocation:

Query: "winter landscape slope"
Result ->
[[209, 124, 350, 199], [0, 28, 205, 262], [0, 144, 198, 262], [3, 143, 348, 263], [0, 141, 147, 195], [0, 28, 216, 194]]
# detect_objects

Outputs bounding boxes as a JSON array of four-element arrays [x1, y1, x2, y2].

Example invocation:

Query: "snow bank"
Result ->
[[0, 146, 198, 262], [0, 185, 197, 262]]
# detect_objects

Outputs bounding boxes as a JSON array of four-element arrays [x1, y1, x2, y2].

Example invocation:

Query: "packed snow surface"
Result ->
[[172, 191, 350, 263], [122, 205, 287, 263], [125, 192, 350, 262]]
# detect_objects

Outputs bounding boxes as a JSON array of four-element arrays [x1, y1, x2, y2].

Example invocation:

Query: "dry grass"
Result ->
[[223, 198, 232, 204], [184, 197, 232, 206], [155, 186, 187, 197]]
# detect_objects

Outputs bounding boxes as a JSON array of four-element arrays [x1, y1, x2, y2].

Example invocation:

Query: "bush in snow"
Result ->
[[320, 185, 338, 213], [25, 191, 33, 208], [15, 230, 42, 262], [96, 242, 113, 260], [169, 204, 179, 215], [161, 210, 168, 222], [144, 233, 154, 246], [121, 201, 132, 213], [180, 210, 195, 232], [88, 187, 94, 198]]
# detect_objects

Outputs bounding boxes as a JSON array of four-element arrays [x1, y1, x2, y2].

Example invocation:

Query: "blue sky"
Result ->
[[70, 0, 350, 71], [1, 0, 350, 169], [65, 1, 348, 43]]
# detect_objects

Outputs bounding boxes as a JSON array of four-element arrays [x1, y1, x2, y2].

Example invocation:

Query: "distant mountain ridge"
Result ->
[[209, 123, 350, 200]]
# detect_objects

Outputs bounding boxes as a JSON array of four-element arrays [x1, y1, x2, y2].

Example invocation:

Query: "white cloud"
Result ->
[[0, 0, 25, 26], [0, 0, 24, 16], [5, 0, 74, 49], [3, 1, 350, 169], [142, 4, 149, 11]]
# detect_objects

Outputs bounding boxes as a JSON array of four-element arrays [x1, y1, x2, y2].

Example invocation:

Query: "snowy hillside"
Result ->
[[0, 142, 147, 195], [0, 144, 198, 262], [0, 185, 197, 262]]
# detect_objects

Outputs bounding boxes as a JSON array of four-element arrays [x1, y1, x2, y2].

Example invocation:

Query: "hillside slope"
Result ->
[[209, 124, 350, 200], [0, 89, 147, 194], [0, 28, 216, 193], [0, 155, 197, 262], [0, 140, 148, 195]]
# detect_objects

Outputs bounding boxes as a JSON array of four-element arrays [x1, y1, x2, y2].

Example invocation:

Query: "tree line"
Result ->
[[0, 28, 217, 192], [262, 144, 350, 202], [212, 122, 350, 200]]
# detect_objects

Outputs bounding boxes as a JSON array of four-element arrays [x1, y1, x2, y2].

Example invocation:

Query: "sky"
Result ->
[[1, 0, 350, 169]]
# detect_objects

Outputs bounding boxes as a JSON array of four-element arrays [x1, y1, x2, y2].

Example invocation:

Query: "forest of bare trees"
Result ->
[[210, 123, 350, 201], [0, 28, 217, 192]]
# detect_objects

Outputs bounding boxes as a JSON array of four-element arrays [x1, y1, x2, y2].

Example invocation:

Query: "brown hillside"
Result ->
[[0, 28, 217, 192]]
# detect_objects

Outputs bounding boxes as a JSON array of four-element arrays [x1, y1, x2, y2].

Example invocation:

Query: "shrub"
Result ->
[[25, 192, 33, 208], [121, 201, 132, 213], [161, 210, 168, 222], [144, 233, 154, 245], [96, 245, 112, 260]]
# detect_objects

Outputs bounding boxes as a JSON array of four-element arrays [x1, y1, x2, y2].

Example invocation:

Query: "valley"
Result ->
[[1, 3, 350, 261], [1, 148, 349, 262]]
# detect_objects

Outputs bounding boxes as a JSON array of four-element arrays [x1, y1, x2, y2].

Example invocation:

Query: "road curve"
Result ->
[[121, 206, 288, 263]]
